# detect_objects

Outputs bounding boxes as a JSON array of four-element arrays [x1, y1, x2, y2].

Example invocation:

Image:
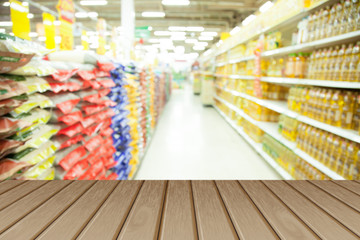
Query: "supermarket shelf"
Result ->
[[228, 56, 255, 64], [262, 30, 360, 58], [223, 89, 360, 144], [214, 95, 345, 180], [213, 105, 294, 180], [261, 77, 360, 89], [229, 75, 255, 80], [215, 62, 227, 67]]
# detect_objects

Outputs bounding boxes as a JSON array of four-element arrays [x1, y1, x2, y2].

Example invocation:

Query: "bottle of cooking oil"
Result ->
[[347, 0, 358, 32], [328, 46, 340, 80], [340, 91, 356, 129], [323, 47, 333, 80], [308, 14, 316, 42], [339, 0, 351, 35], [326, 5, 337, 37], [333, 44, 346, 81], [329, 136, 341, 169], [324, 89, 333, 124], [336, 139, 349, 173], [314, 9, 324, 40], [308, 52, 315, 78], [332, 3, 344, 36], [318, 130, 328, 161], [341, 43, 354, 81], [319, 6, 330, 39], [342, 142, 358, 178], [349, 41, 359, 81], [329, 90, 342, 126], [318, 49, 327, 80]]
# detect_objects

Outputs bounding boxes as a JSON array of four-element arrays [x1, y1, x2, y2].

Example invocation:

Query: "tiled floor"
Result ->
[[136, 84, 281, 179]]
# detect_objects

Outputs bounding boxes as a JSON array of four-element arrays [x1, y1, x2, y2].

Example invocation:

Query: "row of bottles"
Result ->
[[279, 114, 299, 142], [288, 87, 360, 131], [297, 122, 360, 179]]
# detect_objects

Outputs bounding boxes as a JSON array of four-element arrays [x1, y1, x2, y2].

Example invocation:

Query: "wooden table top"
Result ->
[[0, 180, 359, 240]]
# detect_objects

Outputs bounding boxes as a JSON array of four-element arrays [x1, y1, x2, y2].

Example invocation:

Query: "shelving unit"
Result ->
[[214, 95, 345, 180]]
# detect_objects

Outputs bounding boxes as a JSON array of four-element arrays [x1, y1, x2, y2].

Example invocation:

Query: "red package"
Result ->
[[96, 108, 115, 122], [58, 145, 87, 171], [78, 90, 99, 103], [95, 169, 106, 180], [94, 68, 110, 78], [0, 117, 31, 138], [69, 78, 92, 90], [81, 104, 105, 115], [81, 114, 98, 128], [0, 139, 24, 158], [103, 137, 113, 148], [63, 159, 89, 180], [84, 135, 103, 152], [78, 70, 96, 81], [57, 122, 84, 138], [0, 159, 31, 180], [106, 172, 118, 180], [99, 98, 117, 107], [58, 111, 83, 126], [83, 122, 103, 136], [98, 78, 116, 88], [101, 118, 112, 130], [103, 157, 117, 169], [54, 134, 84, 150], [46, 92, 80, 114], [51, 69, 79, 82], [78, 160, 104, 180], [100, 127, 113, 137], [98, 88, 111, 98], [97, 61, 115, 72], [88, 81, 102, 89], [86, 150, 100, 165]]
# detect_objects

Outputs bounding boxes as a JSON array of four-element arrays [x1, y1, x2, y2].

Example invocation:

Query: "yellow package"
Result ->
[[14, 126, 58, 153], [22, 155, 55, 179], [37, 167, 55, 180], [19, 141, 57, 165], [23, 76, 51, 94], [15, 108, 52, 136], [11, 93, 53, 117]]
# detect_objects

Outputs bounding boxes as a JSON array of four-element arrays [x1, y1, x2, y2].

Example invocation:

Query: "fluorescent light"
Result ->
[[80, 0, 108, 6], [22, 2, 28, 6], [242, 14, 256, 26], [75, 12, 88, 18], [142, 12, 165, 17], [154, 31, 171, 36], [88, 12, 98, 18], [185, 39, 197, 44], [10, 2, 27, 12], [198, 36, 213, 41], [204, 49, 212, 56], [169, 26, 187, 31], [27, 13, 34, 19], [259, 1, 274, 13], [201, 31, 217, 36], [0, 22, 13, 27], [186, 26, 204, 32], [230, 26, 241, 35], [162, 0, 190, 6], [38, 36, 46, 41], [195, 41, 208, 46], [3, 2, 10, 7], [54, 20, 61, 26], [193, 46, 205, 51], [29, 32, 38, 37]]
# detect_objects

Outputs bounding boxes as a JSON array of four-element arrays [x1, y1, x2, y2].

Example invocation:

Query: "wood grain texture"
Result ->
[[0, 180, 26, 195], [332, 181, 360, 195], [265, 181, 358, 240], [0, 181, 47, 210], [0, 181, 70, 234], [159, 181, 198, 240], [241, 181, 319, 240], [216, 181, 278, 240], [191, 181, 238, 240], [37, 181, 118, 240], [117, 180, 167, 240], [310, 181, 360, 212], [77, 181, 143, 240], [0, 181, 95, 240]]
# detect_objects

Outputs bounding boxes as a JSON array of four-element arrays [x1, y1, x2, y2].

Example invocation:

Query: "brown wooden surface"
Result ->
[[0, 180, 359, 240]]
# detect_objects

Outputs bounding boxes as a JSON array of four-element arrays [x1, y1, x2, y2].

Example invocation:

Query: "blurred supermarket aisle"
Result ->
[[135, 84, 281, 179]]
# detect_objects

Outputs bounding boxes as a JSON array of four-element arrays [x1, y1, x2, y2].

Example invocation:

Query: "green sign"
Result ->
[[135, 26, 151, 39]]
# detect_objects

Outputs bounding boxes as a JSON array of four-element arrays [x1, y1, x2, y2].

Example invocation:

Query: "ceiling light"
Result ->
[[259, 1, 274, 13], [154, 31, 171, 36], [29, 32, 38, 37], [230, 26, 241, 35], [54, 20, 61, 26], [186, 26, 204, 32], [27, 13, 34, 19], [169, 26, 187, 31], [193, 46, 205, 51], [10, 2, 27, 12], [198, 36, 213, 41], [0, 22, 13, 27], [162, 0, 190, 6], [38, 36, 46, 41], [22, 2, 28, 6], [3, 2, 10, 7], [88, 12, 98, 18], [185, 39, 197, 44], [80, 0, 108, 6], [142, 12, 165, 17], [242, 14, 256, 26], [200, 31, 217, 36], [75, 12, 88, 18]]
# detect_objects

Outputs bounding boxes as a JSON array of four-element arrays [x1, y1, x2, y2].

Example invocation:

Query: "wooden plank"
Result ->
[[310, 181, 360, 212], [332, 181, 360, 195], [159, 181, 197, 240], [215, 181, 278, 240], [0, 181, 95, 240], [36, 181, 118, 240], [0, 181, 26, 195], [264, 181, 358, 240], [117, 180, 167, 240], [240, 181, 318, 240], [77, 181, 143, 240], [0, 181, 47, 211], [288, 181, 360, 237], [0, 181, 70, 234], [191, 181, 238, 240]]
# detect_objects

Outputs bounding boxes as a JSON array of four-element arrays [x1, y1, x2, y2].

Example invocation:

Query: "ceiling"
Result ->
[[0, 0, 267, 52]]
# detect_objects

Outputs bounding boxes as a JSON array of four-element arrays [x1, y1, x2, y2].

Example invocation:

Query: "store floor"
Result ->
[[136, 83, 281, 179]]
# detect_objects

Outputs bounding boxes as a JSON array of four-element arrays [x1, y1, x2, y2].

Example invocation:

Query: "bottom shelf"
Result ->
[[213, 106, 294, 180]]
